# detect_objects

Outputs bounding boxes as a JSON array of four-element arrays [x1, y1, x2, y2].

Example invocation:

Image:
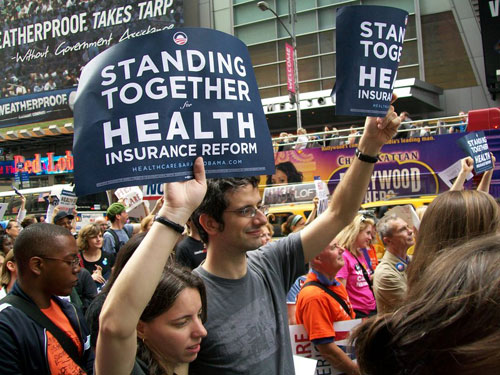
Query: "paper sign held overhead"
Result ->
[[334, 5, 408, 117], [73, 28, 275, 196], [115, 186, 144, 212], [457, 131, 494, 174]]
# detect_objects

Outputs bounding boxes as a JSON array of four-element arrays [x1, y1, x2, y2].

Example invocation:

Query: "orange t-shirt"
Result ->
[[295, 272, 355, 341], [366, 245, 379, 270], [41, 300, 86, 375]]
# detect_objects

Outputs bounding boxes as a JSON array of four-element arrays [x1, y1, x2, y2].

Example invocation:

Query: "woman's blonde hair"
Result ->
[[335, 214, 375, 253], [264, 222, 274, 237]]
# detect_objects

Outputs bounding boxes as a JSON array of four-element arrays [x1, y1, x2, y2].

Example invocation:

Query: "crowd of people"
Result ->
[[0, 102, 498, 375], [273, 110, 470, 151]]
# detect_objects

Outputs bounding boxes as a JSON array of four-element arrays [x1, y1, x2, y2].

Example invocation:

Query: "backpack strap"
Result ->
[[303, 281, 352, 317], [105, 228, 121, 253], [1, 294, 85, 369]]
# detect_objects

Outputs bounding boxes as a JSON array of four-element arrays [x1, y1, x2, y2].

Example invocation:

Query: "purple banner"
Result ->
[[263, 132, 500, 202]]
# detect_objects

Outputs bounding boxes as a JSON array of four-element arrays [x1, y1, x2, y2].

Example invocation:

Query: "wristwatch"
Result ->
[[355, 148, 379, 163], [154, 215, 185, 234]]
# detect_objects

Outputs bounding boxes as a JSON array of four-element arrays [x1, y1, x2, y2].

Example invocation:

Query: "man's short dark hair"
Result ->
[[193, 177, 260, 243], [14, 223, 73, 273]]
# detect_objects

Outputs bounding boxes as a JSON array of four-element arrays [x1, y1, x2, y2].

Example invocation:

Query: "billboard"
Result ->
[[0, 0, 184, 127], [262, 131, 500, 202]]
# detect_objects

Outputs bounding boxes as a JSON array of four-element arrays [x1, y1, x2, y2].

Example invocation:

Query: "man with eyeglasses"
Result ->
[[295, 241, 359, 375], [189, 102, 401, 375], [0, 223, 94, 374]]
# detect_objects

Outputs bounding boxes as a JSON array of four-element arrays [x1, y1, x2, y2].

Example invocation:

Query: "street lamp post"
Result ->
[[257, 1, 302, 131]]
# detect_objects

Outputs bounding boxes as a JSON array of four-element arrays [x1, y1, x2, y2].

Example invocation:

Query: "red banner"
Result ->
[[285, 42, 295, 94]]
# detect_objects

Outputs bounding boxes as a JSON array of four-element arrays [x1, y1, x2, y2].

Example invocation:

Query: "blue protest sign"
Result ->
[[73, 28, 275, 196], [335, 6, 408, 117], [457, 131, 493, 174]]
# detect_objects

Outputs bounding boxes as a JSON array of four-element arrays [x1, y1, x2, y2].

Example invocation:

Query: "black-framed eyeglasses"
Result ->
[[225, 205, 269, 218], [40, 256, 80, 268]]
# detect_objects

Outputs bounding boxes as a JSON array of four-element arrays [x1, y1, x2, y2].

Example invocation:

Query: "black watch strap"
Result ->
[[154, 215, 185, 234], [355, 148, 379, 163]]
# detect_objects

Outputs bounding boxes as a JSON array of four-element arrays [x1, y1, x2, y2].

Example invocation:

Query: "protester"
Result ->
[[96, 157, 207, 375], [373, 215, 414, 314], [35, 215, 46, 223], [281, 214, 306, 236], [73, 267, 98, 315], [175, 215, 206, 270], [77, 223, 115, 290], [285, 275, 307, 325], [295, 240, 359, 375], [0, 234, 13, 254], [85, 233, 147, 350], [352, 233, 500, 375], [451, 155, 496, 193], [102, 202, 140, 254], [94, 216, 109, 233], [5, 220, 21, 241], [407, 190, 499, 288], [0, 223, 94, 374], [189, 105, 400, 374], [266, 161, 303, 185], [336, 214, 377, 318], [0, 250, 16, 298], [260, 222, 274, 245], [53, 210, 75, 234], [21, 216, 37, 228]]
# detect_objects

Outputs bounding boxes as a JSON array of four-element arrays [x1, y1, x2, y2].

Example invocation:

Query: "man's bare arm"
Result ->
[[301, 103, 400, 262], [317, 342, 360, 375]]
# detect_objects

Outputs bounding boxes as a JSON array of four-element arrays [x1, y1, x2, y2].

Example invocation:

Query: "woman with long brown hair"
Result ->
[[407, 190, 499, 288], [96, 158, 208, 375], [352, 233, 500, 375]]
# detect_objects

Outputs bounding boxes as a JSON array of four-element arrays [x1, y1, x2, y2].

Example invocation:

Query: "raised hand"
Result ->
[[359, 94, 401, 155], [160, 157, 207, 224], [461, 156, 474, 174]]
